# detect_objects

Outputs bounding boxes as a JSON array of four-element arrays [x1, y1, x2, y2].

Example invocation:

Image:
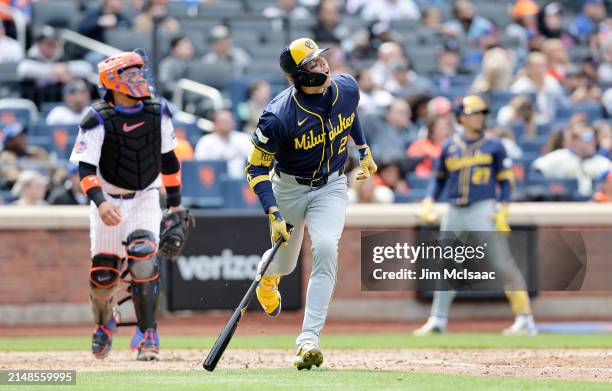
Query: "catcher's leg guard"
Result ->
[[89, 254, 121, 359], [125, 230, 161, 332], [89, 253, 121, 325]]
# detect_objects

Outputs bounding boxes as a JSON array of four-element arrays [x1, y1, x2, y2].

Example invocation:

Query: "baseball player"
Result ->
[[70, 51, 184, 361], [414, 95, 537, 336], [246, 38, 377, 370]]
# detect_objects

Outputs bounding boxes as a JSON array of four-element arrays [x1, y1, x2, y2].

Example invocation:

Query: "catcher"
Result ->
[[69, 51, 192, 361]]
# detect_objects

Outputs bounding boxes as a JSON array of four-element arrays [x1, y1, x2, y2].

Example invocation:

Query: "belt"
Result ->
[[108, 192, 136, 199], [276, 166, 345, 188]]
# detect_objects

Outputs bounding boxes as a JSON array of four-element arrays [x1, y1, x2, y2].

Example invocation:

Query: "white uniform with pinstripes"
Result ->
[[69, 111, 177, 258]]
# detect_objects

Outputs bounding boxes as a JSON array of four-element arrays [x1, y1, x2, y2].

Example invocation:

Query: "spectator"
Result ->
[[421, 7, 444, 34], [537, 2, 572, 45], [407, 114, 453, 177], [194, 110, 251, 178], [237, 80, 272, 134], [0, 122, 49, 190], [10, 170, 48, 206], [443, 0, 496, 43], [594, 119, 612, 159], [431, 39, 467, 79], [470, 47, 514, 94], [77, 0, 132, 43], [541, 38, 570, 81], [312, 0, 351, 45], [376, 160, 409, 194], [532, 122, 611, 196], [356, 67, 394, 116], [0, 22, 22, 63], [263, 0, 311, 19], [17, 27, 92, 89], [598, 36, 612, 84], [385, 61, 431, 98], [361, 0, 421, 22], [570, 0, 607, 43], [133, 0, 180, 34], [173, 138, 194, 162], [407, 93, 433, 128], [365, 98, 415, 160], [201, 25, 252, 77], [238, 80, 271, 134], [369, 41, 407, 88], [46, 79, 91, 125], [325, 44, 353, 74], [563, 63, 602, 104], [491, 126, 523, 160], [506, 0, 540, 49], [497, 95, 537, 138], [347, 167, 394, 203], [542, 127, 566, 154], [510, 51, 568, 124], [592, 170, 612, 202], [159, 35, 194, 99], [47, 164, 87, 205]]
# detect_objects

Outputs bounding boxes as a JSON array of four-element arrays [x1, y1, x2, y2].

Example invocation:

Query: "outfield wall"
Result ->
[[1, 204, 612, 325]]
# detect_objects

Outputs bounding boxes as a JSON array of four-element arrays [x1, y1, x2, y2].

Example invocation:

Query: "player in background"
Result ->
[[70, 51, 183, 360], [245, 38, 377, 369], [415, 95, 537, 336]]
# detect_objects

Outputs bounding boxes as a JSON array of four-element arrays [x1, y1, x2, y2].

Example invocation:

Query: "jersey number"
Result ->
[[338, 136, 348, 155], [471, 167, 491, 185]]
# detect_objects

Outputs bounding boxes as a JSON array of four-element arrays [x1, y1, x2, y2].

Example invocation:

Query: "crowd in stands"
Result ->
[[1, 0, 612, 207]]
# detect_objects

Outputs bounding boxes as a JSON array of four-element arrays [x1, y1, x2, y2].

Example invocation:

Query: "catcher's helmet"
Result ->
[[98, 52, 151, 99], [279, 38, 329, 87], [455, 95, 490, 117]]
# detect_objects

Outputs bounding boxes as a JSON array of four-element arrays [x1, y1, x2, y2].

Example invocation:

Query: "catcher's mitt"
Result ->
[[159, 209, 195, 260]]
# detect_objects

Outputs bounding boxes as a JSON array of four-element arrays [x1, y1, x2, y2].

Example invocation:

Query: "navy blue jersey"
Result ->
[[250, 74, 363, 178], [429, 134, 514, 206]]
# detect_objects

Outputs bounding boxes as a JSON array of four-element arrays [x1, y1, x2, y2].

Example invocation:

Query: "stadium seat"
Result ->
[[105, 30, 152, 55], [525, 175, 579, 201], [394, 188, 427, 203], [173, 121, 203, 147], [221, 176, 259, 209], [519, 135, 548, 155], [50, 125, 79, 160], [199, 0, 243, 16], [406, 174, 431, 190], [572, 101, 604, 122], [31, 1, 78, 30], [0, 98, 40, 127], [181, 160, 228, 208], [187, 62, 232, 91]]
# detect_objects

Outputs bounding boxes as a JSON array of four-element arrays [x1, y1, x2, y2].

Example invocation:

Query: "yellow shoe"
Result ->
[[293, 343, 323, 370], [256, 274, 281, 317]]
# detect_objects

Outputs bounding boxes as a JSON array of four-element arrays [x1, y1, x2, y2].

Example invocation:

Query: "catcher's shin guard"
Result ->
[[89, 253, 122, 325], [125, 230, 161, 331]]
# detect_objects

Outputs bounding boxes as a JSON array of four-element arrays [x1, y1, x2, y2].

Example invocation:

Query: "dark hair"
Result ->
[[170, 34, 189, 50]]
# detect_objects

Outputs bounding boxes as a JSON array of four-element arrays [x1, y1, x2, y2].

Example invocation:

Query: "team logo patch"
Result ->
[[305, 40, 315, 49], [75, 139, 87, 153]]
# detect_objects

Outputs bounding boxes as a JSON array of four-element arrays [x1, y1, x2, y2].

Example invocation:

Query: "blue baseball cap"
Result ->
[[2, 122, 25, 140]]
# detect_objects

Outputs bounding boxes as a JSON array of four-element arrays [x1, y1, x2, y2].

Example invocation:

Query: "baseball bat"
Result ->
[[203, 224, 293, 371]]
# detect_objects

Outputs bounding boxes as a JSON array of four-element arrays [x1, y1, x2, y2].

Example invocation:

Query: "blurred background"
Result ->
[[1, 0, 612, 328]]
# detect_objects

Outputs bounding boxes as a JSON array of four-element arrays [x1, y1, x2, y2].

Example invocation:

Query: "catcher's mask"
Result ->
[[279, 38, 329, 87], [98, 51, 151, 99]]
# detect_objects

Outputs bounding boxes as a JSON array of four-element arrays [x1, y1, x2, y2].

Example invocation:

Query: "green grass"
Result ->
[[3, 333, 612, 352], [31, 369, 612, 391]]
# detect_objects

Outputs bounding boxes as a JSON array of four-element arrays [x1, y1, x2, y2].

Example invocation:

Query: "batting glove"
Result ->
[[493, 205, 511, 232], [356, 146, 378, 180], [269, 210, 290, 246], [419, 198, 439, 224]]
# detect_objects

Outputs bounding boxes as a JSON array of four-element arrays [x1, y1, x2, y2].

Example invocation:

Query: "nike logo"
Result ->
[[298, 117, 308, 126], [122, 121, 145, 132]]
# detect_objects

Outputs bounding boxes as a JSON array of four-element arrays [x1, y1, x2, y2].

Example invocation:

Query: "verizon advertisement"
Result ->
[[166, 211, 302, 311]]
